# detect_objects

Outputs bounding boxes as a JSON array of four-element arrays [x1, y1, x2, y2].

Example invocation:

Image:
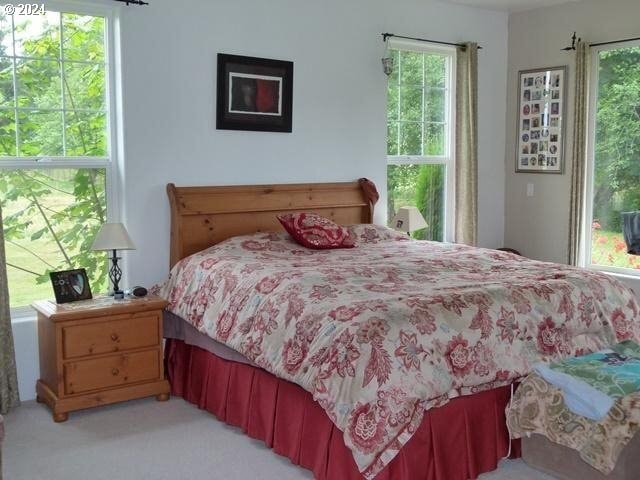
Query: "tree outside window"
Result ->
[[0, 10, 112, 310], [588, 45, 640, 272], [386, 44, 454, 241]]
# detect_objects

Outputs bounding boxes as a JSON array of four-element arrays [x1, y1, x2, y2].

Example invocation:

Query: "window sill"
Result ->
[[10, 310, 36, 325], [601, 270, 640, 293], [586, 263, 640, 279], [603, 270, 640, 280]]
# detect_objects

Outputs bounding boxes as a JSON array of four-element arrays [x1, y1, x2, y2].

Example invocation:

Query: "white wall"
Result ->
[[12, 318, 39, 402], [504, 0, 640, 264], [120, 0, 508, 291], [14, 0, 508, 400]]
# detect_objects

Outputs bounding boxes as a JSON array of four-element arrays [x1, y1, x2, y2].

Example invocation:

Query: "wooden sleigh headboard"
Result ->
[[166, 179, 379, 268]]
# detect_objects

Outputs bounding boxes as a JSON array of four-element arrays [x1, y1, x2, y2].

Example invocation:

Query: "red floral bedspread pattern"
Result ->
[[158, 225, 640, 479]]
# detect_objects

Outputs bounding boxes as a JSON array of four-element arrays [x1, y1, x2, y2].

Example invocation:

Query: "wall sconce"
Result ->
[[382, 57, 394, 76], [381, 33, 394, 76]]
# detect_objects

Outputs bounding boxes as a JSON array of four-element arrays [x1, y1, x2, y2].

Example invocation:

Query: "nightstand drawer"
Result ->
[[62, 314, 160, 359], [64, 350, 160, 395]]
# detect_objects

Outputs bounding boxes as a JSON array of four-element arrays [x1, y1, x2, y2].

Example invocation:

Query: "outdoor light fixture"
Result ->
[[381, 33, 394, 76]]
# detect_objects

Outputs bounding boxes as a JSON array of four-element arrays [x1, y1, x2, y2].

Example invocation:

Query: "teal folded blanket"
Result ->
[[550, 340, 640, 398]]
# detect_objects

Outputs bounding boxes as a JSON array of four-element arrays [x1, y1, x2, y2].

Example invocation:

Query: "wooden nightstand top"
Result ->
[[32, 295, 168, 322]]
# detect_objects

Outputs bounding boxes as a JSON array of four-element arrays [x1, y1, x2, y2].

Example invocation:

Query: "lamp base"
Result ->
[[108, 250, 124, 297]]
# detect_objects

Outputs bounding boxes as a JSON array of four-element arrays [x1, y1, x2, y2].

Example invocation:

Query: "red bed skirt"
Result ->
[[166, 338, 520, 480]]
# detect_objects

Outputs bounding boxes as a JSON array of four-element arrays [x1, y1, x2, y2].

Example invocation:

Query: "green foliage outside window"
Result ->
[[387, 49, 447, 157], [591, 46, 640, 270], [0, 12, 109, 308], [414, 164, 444, 241], [387, 48, 448, 241], [387, 164, 444, 241]]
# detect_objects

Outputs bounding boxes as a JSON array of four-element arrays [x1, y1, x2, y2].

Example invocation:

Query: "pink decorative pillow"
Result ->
[[277, 213, 355, 249]]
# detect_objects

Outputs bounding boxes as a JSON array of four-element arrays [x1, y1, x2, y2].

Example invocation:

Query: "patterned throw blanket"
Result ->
[[507, 373, 640, 474], [158, 225, 640, 479]]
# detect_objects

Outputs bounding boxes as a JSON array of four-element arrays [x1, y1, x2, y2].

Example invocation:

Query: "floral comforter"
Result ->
[[158, 224, 640, 479]]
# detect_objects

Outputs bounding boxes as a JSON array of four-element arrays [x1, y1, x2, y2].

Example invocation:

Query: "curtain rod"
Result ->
[[591, 35, 640, 47], [381, 33, 482, 50], [113, 0, 148, 5], [562, 31, 640, 50]]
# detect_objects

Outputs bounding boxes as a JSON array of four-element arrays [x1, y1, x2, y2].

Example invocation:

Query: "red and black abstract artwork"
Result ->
[[217, 54, 293, 132]]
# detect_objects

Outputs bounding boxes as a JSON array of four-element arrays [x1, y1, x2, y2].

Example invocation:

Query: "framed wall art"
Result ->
[[515, 66, 567, 174], [50, 268, 93, 304], [216, 53, 293, 132]]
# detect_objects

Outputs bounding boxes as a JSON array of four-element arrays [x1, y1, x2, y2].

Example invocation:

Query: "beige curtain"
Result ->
[[568, 41, 591, 265], [455, 42, 478, 246], [0, 203, 19, 414]]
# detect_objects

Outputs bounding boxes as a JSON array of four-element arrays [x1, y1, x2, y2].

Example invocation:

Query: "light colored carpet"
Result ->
[[3, 398, 557, 480]]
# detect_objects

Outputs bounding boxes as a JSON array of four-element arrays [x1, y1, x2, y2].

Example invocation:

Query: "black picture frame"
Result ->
[[216, 53, 293, 132], [49, 268, 93, 304]]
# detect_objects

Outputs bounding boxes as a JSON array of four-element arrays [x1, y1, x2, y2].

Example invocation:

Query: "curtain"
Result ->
[[0, 202, 19, 414], [568, 41, 591, 265], [455, 42, 479, 246]]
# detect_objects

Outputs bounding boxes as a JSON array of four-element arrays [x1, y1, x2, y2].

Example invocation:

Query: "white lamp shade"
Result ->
[[391, 206, 428, 233], [91, 223, 136, 251]]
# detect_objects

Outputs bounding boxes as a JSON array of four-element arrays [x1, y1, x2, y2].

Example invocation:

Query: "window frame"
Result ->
[[582, 38, 640, 277], [386, 38, 456, 242], [1, 0, 122, 317]]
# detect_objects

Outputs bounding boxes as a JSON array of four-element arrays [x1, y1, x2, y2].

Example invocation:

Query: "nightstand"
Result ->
[[33, 295, 170, 422]]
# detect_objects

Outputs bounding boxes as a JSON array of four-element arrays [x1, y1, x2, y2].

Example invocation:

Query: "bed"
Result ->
[[159, 179, 640, 480]]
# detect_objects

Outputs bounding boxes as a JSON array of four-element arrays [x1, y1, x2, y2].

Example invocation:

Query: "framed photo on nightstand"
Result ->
[[516, 66, 567, 174], [49, 268, 93, 304]]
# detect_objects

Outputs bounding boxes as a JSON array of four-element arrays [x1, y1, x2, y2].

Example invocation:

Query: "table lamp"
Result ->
[[91, 223, 136, 298], [391, 206, 428, 236]]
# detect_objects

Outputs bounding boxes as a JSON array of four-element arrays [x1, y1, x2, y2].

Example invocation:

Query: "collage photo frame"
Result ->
[[516, 66, 567, 174]]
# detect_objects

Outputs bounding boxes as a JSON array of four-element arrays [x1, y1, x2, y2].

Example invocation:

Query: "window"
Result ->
[[386, 39, 455, 241], [0, 4, 117, 313], [584, 41, 640, 274]]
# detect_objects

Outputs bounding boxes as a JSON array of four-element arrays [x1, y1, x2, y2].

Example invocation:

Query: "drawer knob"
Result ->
[[112, 368, 119, 376], [110, 333, 119, 342]]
